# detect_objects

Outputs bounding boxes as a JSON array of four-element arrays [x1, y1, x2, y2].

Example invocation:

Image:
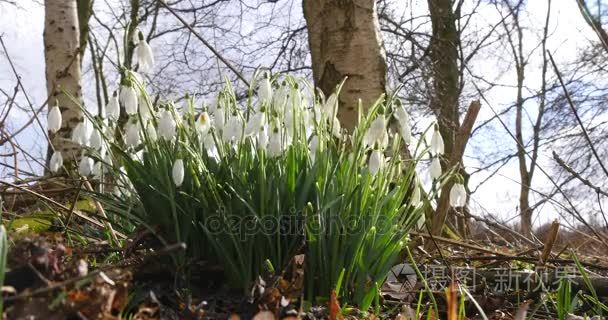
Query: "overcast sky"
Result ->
[[0, 0, 600, 228]]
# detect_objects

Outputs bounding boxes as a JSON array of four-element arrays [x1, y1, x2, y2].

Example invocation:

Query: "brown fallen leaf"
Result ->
[[329, 290, 343, 320]]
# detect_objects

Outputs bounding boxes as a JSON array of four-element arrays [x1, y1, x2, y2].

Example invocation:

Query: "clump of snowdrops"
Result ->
[[48, 67, 467, 307]]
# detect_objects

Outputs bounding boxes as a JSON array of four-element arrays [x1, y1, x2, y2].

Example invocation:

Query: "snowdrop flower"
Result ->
[[89, 129, 102, 150], [106, 91, 120, 120], [273, 82, 288, 107], [267, 127, 283, 157], [48, 105, 62, 133], [430, 125, 444, 155], [257, 125, 269, 150], [78, 156, 94, 176], [393, 105, 411, 144], [223, 114, 243, 142], [49, 151, 63, 173], [258, 76, 272, 105], [136, 32, 155, 73], [158, 109, 176, 140], [172, 159, 184, 187], [124, 120, 141, 148], [245, 111, 265, 137], [368, 149, 384, 175], [411, 183, 421, 207], [71, 122, 88, 146], [331, 116, 342, 139], [449, 183, 467, 207], [213, 109, 225, 131], [92, 161, 103, 179], [363, 115, 388, 148], [196, 112, 212, 135], [145, 122, 157, 142], [120, 85, 138, 115], [139, 97, 154, 121], [323, 93, 338, 118], [309, 135, 319, 162], [430, 156, 442, 180]]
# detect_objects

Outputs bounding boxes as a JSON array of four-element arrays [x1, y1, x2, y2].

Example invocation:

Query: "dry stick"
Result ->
[[156, 0, 250, 88], [448, 255, 608, 270], [82, 179, 119, 244], [410, 231, 511, 256], [0, 180, 126, 239], [539, 219, 560, 265], [548, 53, 608, 179], [430, 100, 481, 238]]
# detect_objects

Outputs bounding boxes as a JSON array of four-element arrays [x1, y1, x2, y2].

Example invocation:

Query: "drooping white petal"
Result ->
[[172, 159, 184, 187], [145, 122, 157, 142], [89, 129, 102, 150], [368, 149, 384, 175], [136, 39, 155, 73], [49, 151, 63, 173], [430, 157, 442, 180], [449, 183, 467, 207], [245, 111, 266, 137], [78, 157, 94, 176], [308, 135, 319, 162], [195, 112, 212, 135], [125, 121, 141, 148], [411, 183, 421, 207], [71, 122, 89, 146], [258, 77, 272, 105], [430, 126, 444, 155], [106, 92, 120, 120], [120, 85, 138, 115], [158, 109, 176, 140], [92, 161, 103, 179], [47, 106, 62, 134], [331, 117, 342, 139], [323, 93, 338, 118], [138, 96, 154, 120], [363, 116, 388, 148], [267, 127, 283, 157], [257, 125, 269, 150], [223, 114, 243, 142], [393, 106, 411, 144]]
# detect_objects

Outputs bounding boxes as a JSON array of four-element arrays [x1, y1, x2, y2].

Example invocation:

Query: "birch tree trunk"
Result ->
[[303, 0, 387, 131], [44, 0, 83, 166]]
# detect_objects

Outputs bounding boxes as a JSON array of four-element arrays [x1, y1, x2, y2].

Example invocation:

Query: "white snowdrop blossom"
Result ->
[[196, 112, 212, 135], [393, 105, 411, 144], [120, 85, 138, 115], [106, 91, 120, 120], [172, 159, 185, 187], [89, 129, 102, 150], [71, 122, 89, 146], [331, 116, 342, 139], [430, 125, 444, 155], [257, 125, 269, 150], [245, 111, 266, 137], [449, 183, 467, 207], [139, 97, 154, 120], [92, 161, 103, 179], [368, 149, 384, 175], [158, 109, 177, 140], [267, 127, 283, 157], [145, 122, 157, 142], [411, 184, 421, 207], [273, 83, 289, 107], [125, 121, 141, 148], [430, 157, 442, 180], [223, 114, 243, 142], [323, 93, 338, 118], [78, 156, 94, 176], [48, 105, 62, 133], [363, 116, 388, 148], [49, 151, 63, 173], [258, 77, 272, 105], [308, 135, 319, 162], [136, 32, 155, 73]]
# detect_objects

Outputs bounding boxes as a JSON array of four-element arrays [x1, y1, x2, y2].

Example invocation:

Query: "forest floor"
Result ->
[[2, 178, 608, 320]]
